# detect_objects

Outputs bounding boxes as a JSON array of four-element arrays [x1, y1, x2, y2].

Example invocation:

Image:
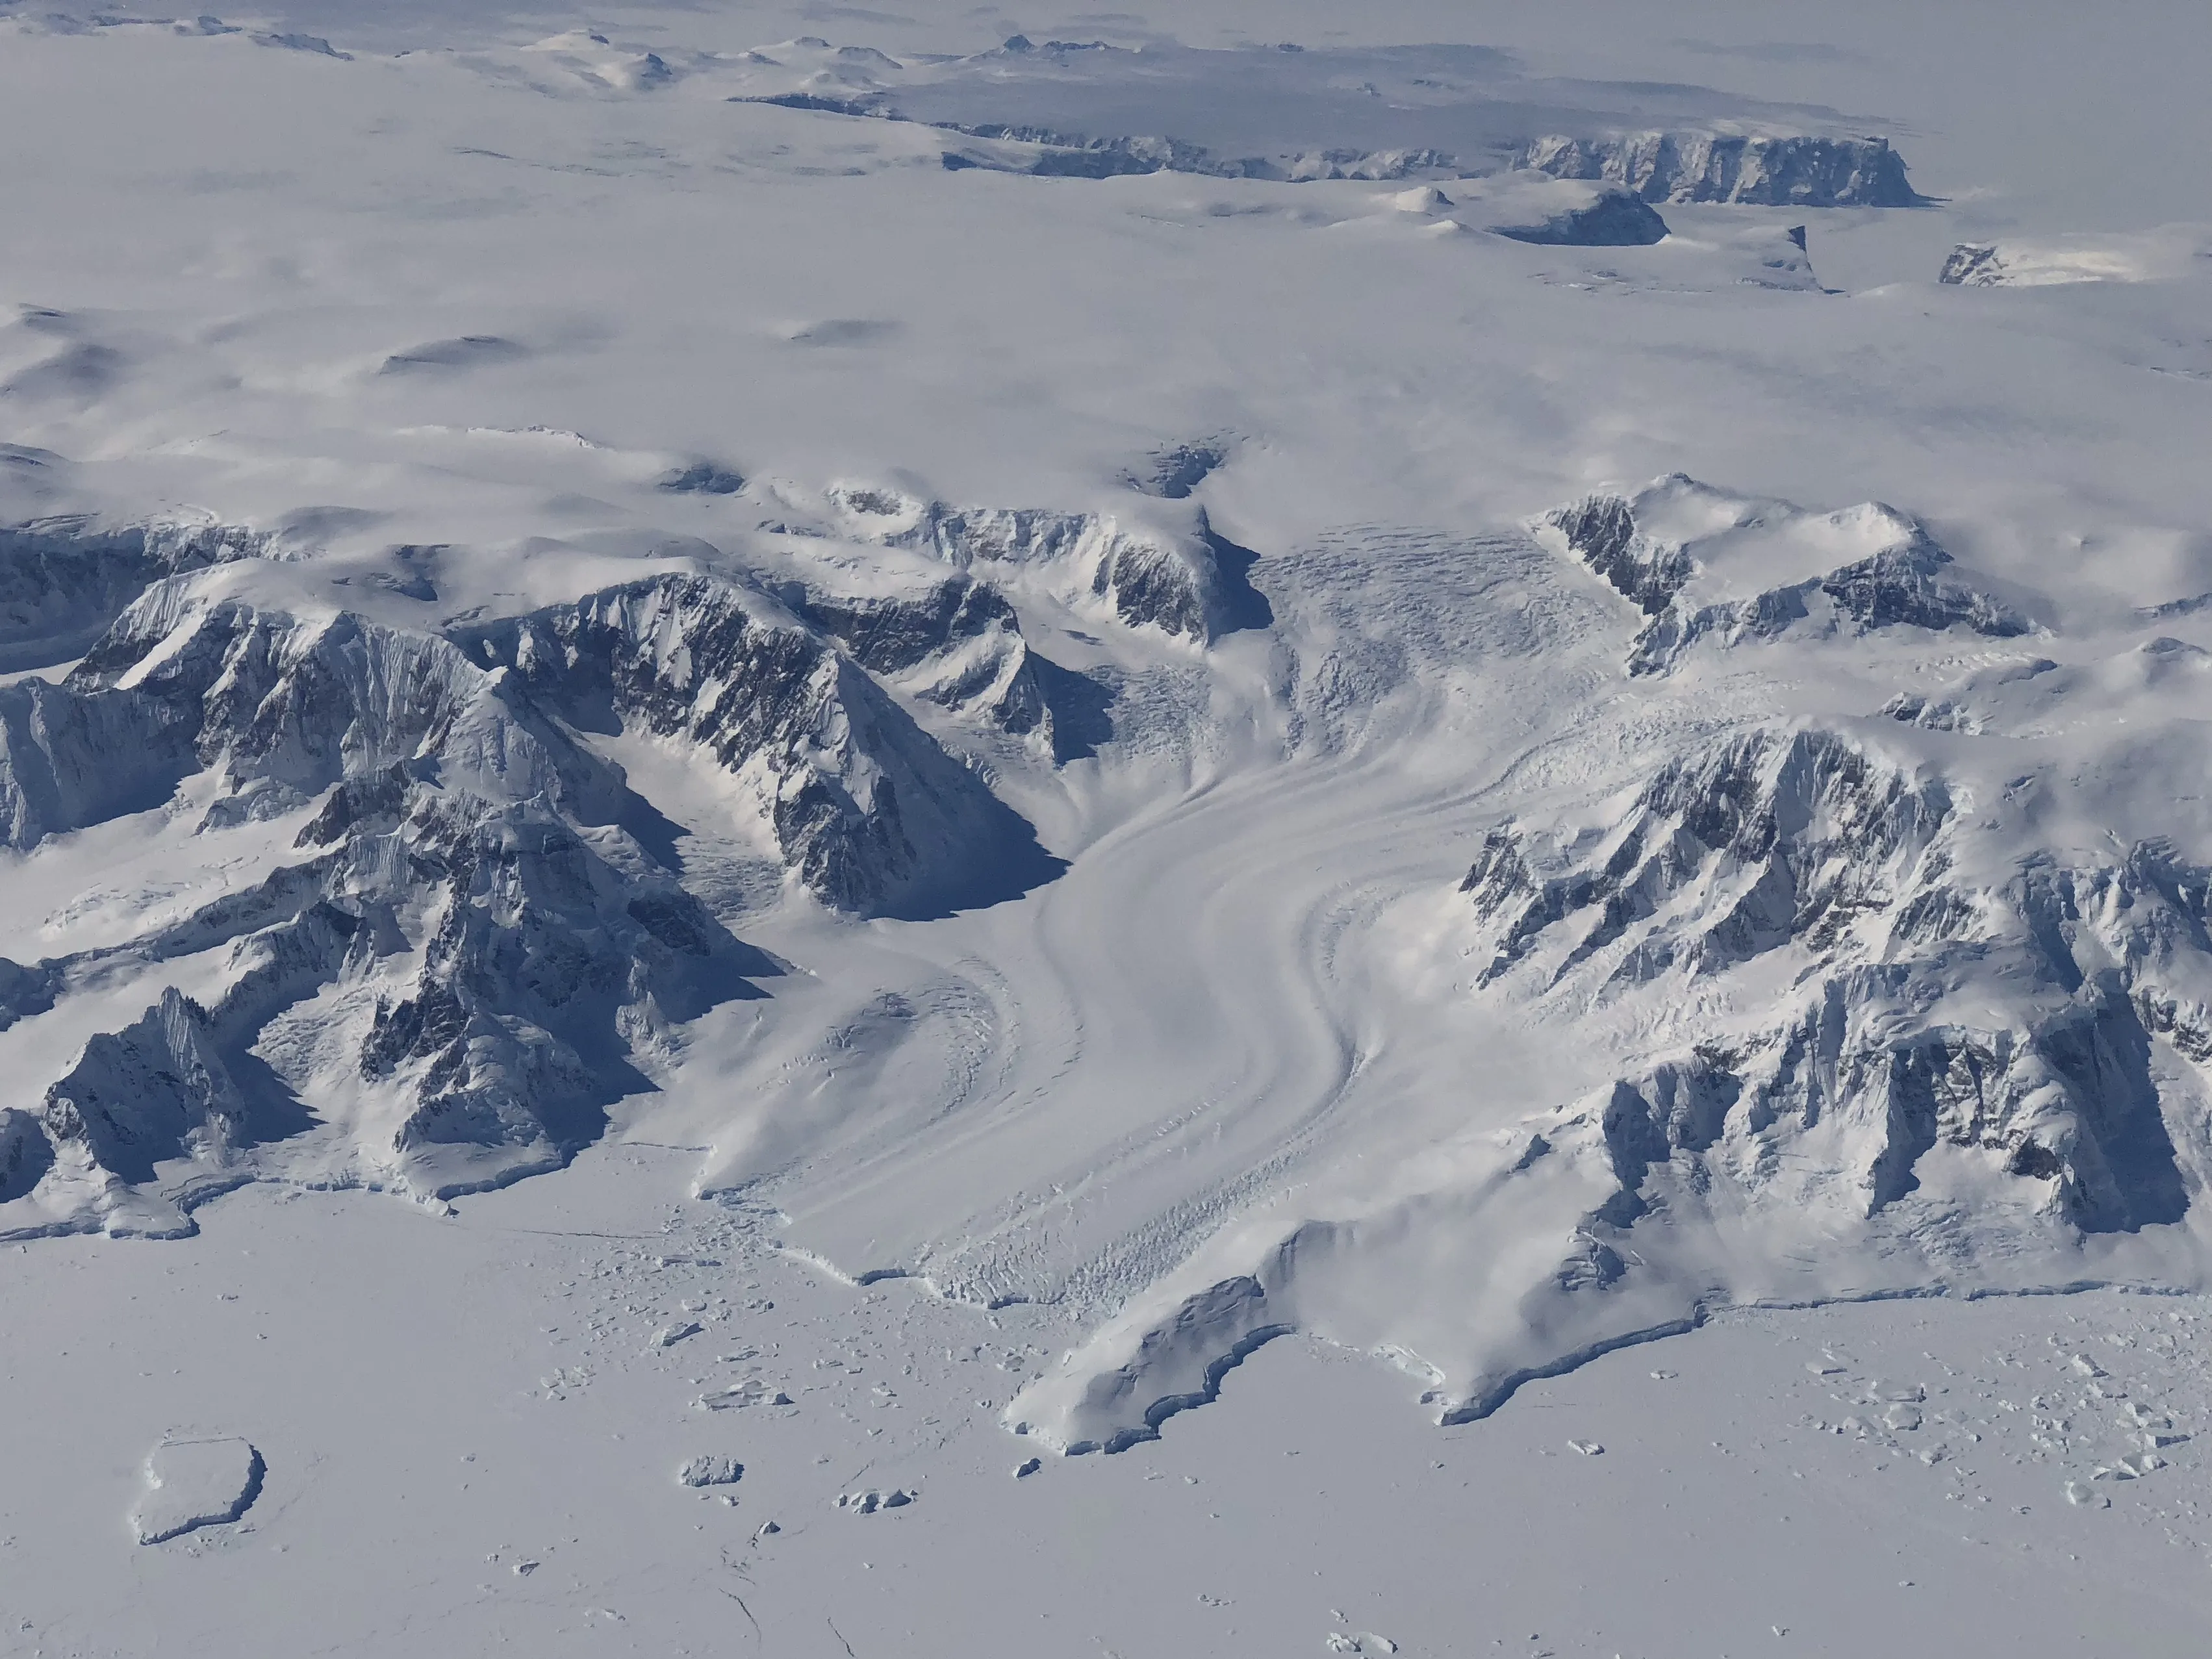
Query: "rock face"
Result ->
[[788, 570, 1047, 737], [937, 127, 1458, 183], [1940, 244, 2006, 286], [1462, 726, 2204, 1239], [1519, 133, 1921, 207], [0, 674, 197, 848], [1492, 187, 1669, 246], [0, 515, 263, 671], [824, 486, 1271, 644], [0, 546, 1065, 1226], [1538, 474, 2033, 674], [464, 573, 1047, 915]]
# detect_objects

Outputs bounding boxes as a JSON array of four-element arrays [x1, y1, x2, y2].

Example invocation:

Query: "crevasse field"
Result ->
[[3, 3, 2211, 1653]]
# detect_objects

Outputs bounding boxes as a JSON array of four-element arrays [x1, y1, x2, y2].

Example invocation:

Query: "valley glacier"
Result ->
[[3, 2, 2212, 1654]]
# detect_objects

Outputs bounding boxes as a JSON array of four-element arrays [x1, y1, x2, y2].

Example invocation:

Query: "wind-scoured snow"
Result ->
[[4, 6, 2212, 1647], [130, 1434, 264, 1544]]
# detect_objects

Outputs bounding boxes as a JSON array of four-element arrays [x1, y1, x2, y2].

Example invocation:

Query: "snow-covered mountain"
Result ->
[[1, 0, 2211, 1492]]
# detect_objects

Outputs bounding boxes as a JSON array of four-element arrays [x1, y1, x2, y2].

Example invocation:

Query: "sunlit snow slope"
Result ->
[[2, 2, 2211, 1456]]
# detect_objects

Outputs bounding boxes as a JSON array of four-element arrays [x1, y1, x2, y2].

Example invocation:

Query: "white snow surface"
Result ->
[[3, 1, 2212, 1650], [130, 1434, 265, 1544]]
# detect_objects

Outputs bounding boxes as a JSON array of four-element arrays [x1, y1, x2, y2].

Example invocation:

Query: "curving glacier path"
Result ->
[[4, 0, 2212, 1477]]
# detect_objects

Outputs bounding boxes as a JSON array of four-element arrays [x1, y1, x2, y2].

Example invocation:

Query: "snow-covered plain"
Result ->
[[3, 1, 2211, 1652]]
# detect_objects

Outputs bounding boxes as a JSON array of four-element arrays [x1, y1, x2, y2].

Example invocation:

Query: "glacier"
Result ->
[[4, 4, 2212, 1651]]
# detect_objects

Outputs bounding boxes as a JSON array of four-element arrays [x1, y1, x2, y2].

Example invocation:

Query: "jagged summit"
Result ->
[[812, 484, 1272, 644], [1519, 132, 1920, 207], [0, 520, 1072, 1237], [1538, 475, 2035, 672]]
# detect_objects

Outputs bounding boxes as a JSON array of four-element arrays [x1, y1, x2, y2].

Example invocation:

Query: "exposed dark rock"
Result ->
[[657, 460, 746, 495], [1939, 244, 2004, 286], [1543, 492, 1692, 614], [463, 574, 1060, 915], [1493, 189, 1668, 246], [1520, 132, 1922, 207]]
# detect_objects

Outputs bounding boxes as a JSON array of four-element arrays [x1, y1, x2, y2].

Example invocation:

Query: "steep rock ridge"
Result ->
[[1625, 537, 2034, 674], [1490, 188, 1669, 247], [0, 514, 266, 672], [1455, 725, 2212, 1265], [40, 987, 253, 1187], [67, 584, 594, 827], [43, 571, 1035, 917], [1540, 491, 1692, 614], [1460, 727, 1953, 990], [1538, 475, 2033, 673], [824, 486, 1264, 643], [340, 787, 757, 1176], [460, 573, 1054, 917], [0, 674, 199, 848], [786, 570, 1047, 738], [1493, 844, 2212, 1247], [1024, 714, 2212, 1452], [12, 774, 771, 1227], [0, 561, 1061, 1230], [1519, 133, 1921, 207]]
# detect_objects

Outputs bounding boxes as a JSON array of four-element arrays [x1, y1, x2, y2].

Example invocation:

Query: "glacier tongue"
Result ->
[[10, 453, 2212, 1460], [5, 7, 2212, 1499], [999, 479, 2212, 1452]]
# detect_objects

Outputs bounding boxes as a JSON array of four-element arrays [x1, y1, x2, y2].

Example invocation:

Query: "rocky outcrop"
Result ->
[[887, 500, 1216, 640], [789, 570, 1047, 736], [1492, 188, 1668, 247], [1625, 535, 2033, 674], [1123, 440, 1231, 501], [1519, 132, 1921, 207], [1463, 728, 1952, 987], [1939, 244, 2005, 286], [1464, 728, 2205, 1239], [1540, 476, 2033, 674], [824, 488, 1269, 644], [0, 514, 264, 672], [22, 767, 776, 1206], [465, 573, 1052, 915]]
